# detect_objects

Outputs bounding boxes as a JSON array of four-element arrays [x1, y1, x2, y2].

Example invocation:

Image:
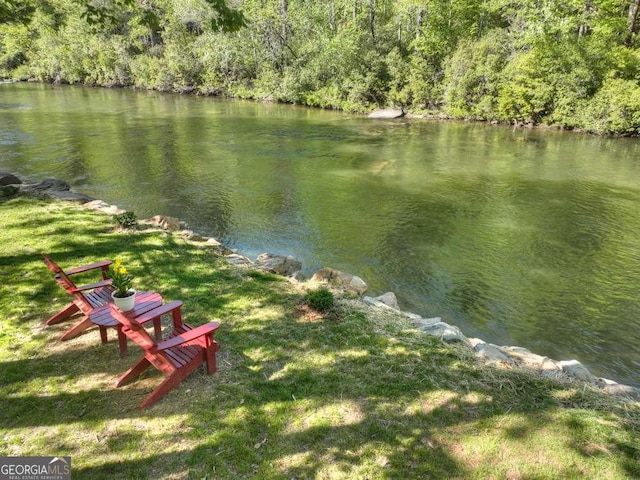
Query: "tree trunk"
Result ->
[[281, 0, 289, 47], [627, 0, 640, 45], [368, 0, 375, 39], [478, 0, 487, 38], [329, 1, 336, 34]]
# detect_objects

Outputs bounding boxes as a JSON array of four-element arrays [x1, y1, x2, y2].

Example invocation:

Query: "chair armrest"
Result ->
[[153, 322, 220, 352], [68, 279, 112, 293], [64, 260, 112, 276], [132, 301, 183, 325]]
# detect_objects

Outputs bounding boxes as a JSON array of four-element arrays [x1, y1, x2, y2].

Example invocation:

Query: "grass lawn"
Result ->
[[1, 197, 639, 479]]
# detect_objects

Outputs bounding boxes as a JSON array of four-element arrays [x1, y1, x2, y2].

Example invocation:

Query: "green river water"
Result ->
[[1, 83, 639, 387]]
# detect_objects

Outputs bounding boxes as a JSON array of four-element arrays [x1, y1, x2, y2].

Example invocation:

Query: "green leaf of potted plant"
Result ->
[[107, 258, 136, 311]]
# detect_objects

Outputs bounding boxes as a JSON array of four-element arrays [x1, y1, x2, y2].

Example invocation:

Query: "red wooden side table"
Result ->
[[89, 291, 164, 356]]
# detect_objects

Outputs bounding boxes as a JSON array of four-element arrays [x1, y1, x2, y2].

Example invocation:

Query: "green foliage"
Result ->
[[2, 0, 245, 32], [443, 29, 511, 120], [0, 23, 30, 76], [304, 287, 335, 313], [114, 211, 138, 229], [129, 54, 164, 89], [0, 0, 36, 24], [385, 47, 411, 107], [0, 184, 18, 200], [3, 0, 640, 133], [581, 76, 640, 135], [206, 0, 247, 32], [495, 49, 555, 124], [106, 257, 135, 296], [80, 35, 132, 86]]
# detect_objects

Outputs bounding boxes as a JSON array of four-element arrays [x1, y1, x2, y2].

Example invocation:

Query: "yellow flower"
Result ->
[[107, 258, 134, 296]]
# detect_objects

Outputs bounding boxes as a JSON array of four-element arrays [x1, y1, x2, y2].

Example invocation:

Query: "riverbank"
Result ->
[[2, 181, 640, 477], [3, 171, 639, 399], [4, 78, 616, 138]]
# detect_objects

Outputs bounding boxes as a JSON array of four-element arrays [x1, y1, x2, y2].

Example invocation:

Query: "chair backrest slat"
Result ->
[[42, 253, 62, 274], [54, 269, 78, 294], [43, 254, 80, 294]]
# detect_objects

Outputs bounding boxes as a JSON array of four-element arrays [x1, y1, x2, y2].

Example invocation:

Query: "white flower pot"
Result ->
[[111, 289, 136, 312]]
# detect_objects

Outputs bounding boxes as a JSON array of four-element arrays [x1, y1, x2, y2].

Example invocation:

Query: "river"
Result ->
[[2, 82, 639, 387]]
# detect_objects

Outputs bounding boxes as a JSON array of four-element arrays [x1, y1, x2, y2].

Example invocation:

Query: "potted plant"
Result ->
[[107, 258, 136, 311]]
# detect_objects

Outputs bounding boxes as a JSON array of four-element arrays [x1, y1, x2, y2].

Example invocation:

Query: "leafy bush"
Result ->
[[114, 211, 138, 229], [580, 77, 640, 135], [442, 30, 511, 120], [304, 287, 335, 313], [0, 185, 18, 200], [0, 24, 31, 76], [495, 49, 556, 124]]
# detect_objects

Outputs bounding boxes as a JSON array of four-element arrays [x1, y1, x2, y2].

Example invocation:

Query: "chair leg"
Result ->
[[58, 316, 93, 341], [153, 318, 162, 341], [116, 357, 152, 387], [45, 302, 80, 325], [99, 326, 108, 344], [117, 326, 128, 357], [205, 344, 218, 374], [138, 372, 185, 409]]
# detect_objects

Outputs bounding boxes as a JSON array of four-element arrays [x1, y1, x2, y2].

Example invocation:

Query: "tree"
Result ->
[[627, 0, 640, 45], [0, 0, 246, 32], [0, 0, 38, 24]]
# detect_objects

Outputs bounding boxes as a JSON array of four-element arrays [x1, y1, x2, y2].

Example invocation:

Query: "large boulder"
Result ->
[[177, 230, 205, 242], [596, 378, 640, 400], [557, 360, 597, 383], [225, 253, 253, 266], [255, 253, 302, 276], [19, 177, 70, 193], [368, 109, 405, 119], [502, 346, 561, 371], [363, 294, 400, 311], [601, 383, 640, 400], [82, 200, 127, 215], [416, 321, 470, 345], [373, 292, 400, 310], [18, 178, 93, 203], [43, 189, 94, 202], [412, 316, 442, 329], [311, 267, 368, 295], [470, 339, 513, 365], [143, 215, 183, 231], [205, 237, 223, 247], [0, 172, 22, 186]]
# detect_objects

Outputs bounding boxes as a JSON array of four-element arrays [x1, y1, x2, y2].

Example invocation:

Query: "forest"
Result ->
[[2, 0, 640, 135]]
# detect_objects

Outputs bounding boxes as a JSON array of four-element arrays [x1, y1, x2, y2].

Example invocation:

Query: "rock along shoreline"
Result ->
[[2, 171, 638, 402]]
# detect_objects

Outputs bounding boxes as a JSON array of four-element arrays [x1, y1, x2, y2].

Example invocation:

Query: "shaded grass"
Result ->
[[1, 197, 639, 479]]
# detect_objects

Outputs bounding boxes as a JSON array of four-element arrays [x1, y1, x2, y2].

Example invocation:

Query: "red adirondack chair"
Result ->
[[43, 254, 164, 354], [109, 301, 220, 409], [42, 254, 114, 340]]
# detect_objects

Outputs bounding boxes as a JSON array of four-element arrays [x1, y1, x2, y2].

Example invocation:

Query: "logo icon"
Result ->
[[0, 456, 71, 480]]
